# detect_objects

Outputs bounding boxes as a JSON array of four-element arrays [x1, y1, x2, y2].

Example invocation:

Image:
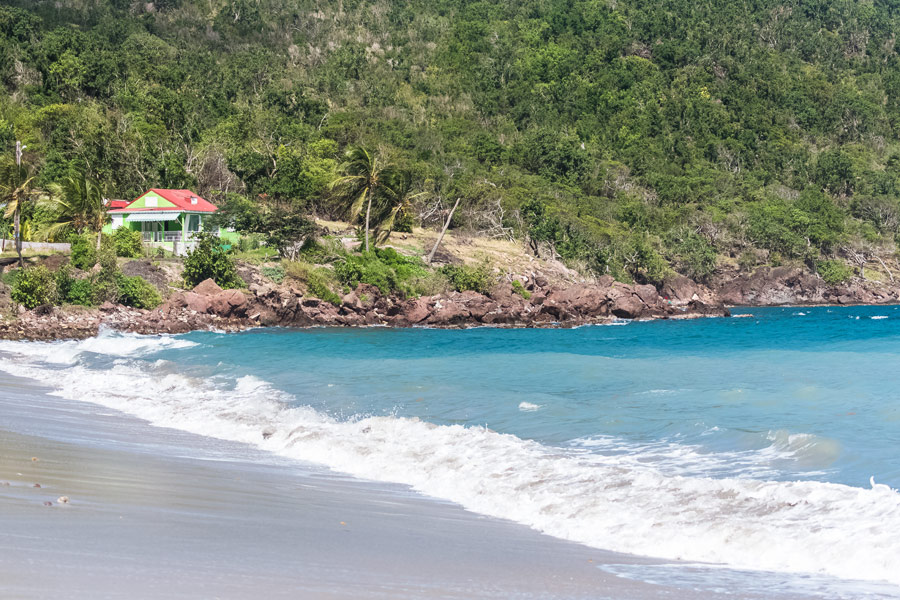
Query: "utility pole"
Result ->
[[13, 141, 24, 267]]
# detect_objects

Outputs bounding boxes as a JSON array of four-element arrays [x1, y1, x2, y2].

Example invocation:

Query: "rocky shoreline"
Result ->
[[1, 272, 732, 341], [4, 260, 900, 342]]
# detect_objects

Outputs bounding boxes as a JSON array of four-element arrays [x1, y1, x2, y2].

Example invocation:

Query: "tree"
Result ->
[[373, 169, 426, 246], [330, 146, 398, 252], [40, 173, 106, 249], [0, 145, 41, 268]]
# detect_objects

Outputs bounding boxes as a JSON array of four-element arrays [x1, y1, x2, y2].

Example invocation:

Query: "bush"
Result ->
[[55, 265, 94, 306], [511, 279, 532, 299], [116, 274, 162, 309], [11, 266, 56, 309], [113, 227, 142, 258], [817, 259, 855, 285], [66, 279, 95, 306], [183, 232, 242, 289], [92, 243, 120, 304], [261, 265, 285, 284], [334, 248, 432, 296], [440, 263, 495, 294], [69, 234, 96, 270], [284, 261, 341, 305], [666, 229, 717, 281]]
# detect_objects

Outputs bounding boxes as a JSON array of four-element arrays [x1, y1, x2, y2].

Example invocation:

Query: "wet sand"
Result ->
[[0, 371, 819, 600]]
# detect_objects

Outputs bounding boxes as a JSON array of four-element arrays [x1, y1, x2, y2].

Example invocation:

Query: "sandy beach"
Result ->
[[0, 364, 838, 600]]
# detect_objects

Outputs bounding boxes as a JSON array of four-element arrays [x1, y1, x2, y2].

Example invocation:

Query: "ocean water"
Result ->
[[2, 305, 900, 596]]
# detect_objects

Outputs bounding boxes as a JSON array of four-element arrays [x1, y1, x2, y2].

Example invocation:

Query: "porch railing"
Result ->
[[141, 231, 209, 243]]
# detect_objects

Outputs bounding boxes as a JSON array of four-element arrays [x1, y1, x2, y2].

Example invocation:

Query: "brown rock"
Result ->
[[634, 284, 659, 306], [611, 294, 644, 319], [341, 292, 363, 312], [661, 275, 697, 304], [210, 289, 249, 318], [193, 278, 224, 297], [183, 291, 211, 313], [426, 299, 469, 325], [401, 297, 432, 325]]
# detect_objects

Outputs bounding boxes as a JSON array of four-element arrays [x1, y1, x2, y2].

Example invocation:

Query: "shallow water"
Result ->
[[2, 305, 899, 595]]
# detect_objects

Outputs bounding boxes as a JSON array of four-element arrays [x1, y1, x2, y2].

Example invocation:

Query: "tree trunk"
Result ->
[[14, 207, 22, 268], [96, 230, 102, 252], [426, 197, 461, 264], [364, 190, 372, 253]]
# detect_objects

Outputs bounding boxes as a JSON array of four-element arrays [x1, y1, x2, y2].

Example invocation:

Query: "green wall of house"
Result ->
[[129, 191, 177, 210]]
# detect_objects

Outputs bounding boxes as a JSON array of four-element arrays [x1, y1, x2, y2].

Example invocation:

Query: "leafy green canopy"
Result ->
[[3, 0, 900, 279]]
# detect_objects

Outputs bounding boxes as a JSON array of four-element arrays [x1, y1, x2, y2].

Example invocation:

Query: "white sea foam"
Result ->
[[871, 316, 888, 320], [2, 335, 900, 587], [518, 402, 542, 412], [0, 329, 197, 365]]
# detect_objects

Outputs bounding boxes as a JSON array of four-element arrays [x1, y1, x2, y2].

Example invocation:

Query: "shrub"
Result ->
[[69, 234, 96, 270], [92, 242, 120, 304], [11, 266, 56, 309], [183, 232, 242, 289], [817, 259, 854, 285], [116, 274, 162, 309], [511, 279, 532, 299], [666, 229, 717, 281], [261, 265, 285, 284], [55, 265, 74, 302], [333, 248, 432, 297], [335, 252, 400, 294], [440, 263, 495, 294], [66, 279, 95, 306], [113, 227, 142, 258], [284, 261, 341, 305]]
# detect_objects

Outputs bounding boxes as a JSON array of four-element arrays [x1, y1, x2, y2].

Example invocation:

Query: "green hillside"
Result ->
[[3, 0, 900, 283]]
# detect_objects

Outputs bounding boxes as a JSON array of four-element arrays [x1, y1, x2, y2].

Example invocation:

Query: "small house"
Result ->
[[104, 189, 236, 255]]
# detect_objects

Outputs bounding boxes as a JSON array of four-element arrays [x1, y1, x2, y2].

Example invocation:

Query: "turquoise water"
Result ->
[[168, 305, 900, 488], [2, 305, 899, 590]]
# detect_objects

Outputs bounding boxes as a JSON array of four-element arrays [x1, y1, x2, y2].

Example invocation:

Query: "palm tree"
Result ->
[[371, 169, 426, 245], [330, 146, 397, 252], [40, 174, 106, 250], [0, 157, 40, 268]]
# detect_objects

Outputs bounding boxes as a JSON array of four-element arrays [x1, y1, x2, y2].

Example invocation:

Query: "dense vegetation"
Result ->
[[3, 0, 900, 284]]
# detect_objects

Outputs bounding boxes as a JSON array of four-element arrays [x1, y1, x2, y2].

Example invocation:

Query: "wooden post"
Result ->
[[426, 197, 461, 264], [14, 141, 23, 268]]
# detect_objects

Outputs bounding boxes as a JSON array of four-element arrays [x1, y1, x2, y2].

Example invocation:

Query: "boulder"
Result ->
[[661, 275, 697, 304], [167, 291, 211, 314], [341, 291, 363, 312], [209, 289, 249, 318], [401, 297, 432, 325], [611, 294, 644, 319], [634, 284, 659, 306], [426, 299, 469, 326], [193, 278, 224, 297]]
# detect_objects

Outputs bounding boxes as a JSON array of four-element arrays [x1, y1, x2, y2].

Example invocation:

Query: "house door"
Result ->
[[142, 222, 162, 242]]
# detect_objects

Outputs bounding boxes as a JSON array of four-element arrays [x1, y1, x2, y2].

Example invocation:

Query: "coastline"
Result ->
[[4, 254, 900, 342], [0, 366, 822, 600]]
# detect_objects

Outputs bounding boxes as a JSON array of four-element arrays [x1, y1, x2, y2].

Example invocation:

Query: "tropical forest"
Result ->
[[3, 0, 900, 286]]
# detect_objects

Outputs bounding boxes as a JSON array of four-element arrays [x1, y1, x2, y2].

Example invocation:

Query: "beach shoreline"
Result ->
[[0, 355, 838, 600]]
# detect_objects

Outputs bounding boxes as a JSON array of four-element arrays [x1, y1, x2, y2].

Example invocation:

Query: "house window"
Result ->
[[188, 215, 201, 231], [145, 197, 157, 207], [191, 196, 198, 205]]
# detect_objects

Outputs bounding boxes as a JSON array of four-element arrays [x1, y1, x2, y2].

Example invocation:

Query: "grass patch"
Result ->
[[284, 261, 341, 305]]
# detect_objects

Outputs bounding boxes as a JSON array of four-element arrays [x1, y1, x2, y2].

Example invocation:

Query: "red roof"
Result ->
[[106, 199, 129, 209], [109, 189, 218, 213]]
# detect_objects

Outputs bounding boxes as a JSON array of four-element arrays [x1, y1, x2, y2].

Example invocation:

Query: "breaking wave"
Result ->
[[1, 333, 899, 587]]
